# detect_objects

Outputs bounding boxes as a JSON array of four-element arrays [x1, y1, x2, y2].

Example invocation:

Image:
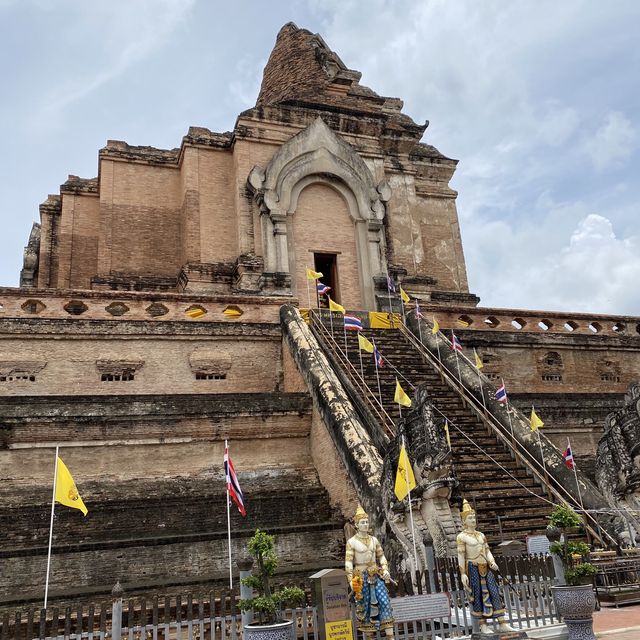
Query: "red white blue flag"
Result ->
[[415, 300, 423, 319], [374, 346, 384, 368], [564, 445, 575, 470], [317, 282, 331, 296], [344, 315, 363, 331], [495, 382, 508, 404], [451, 332, 463, 352], [224, 443, 246, 516], [387, 275, 396, 293]]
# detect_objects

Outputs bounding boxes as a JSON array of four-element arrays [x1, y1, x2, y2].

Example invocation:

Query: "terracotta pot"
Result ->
[[552, 584, 596, 640], [244, 619, 294, 640]]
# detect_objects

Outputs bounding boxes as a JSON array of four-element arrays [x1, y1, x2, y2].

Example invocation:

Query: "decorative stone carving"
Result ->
[[247, 117, 391, 307], [0, 360, 46, 379], [188, 351, 232, 377], [96, 359, 144, 375], [20, 223, 41, 288], [595, 382, 640, 545], [382, 384, 460, 574]]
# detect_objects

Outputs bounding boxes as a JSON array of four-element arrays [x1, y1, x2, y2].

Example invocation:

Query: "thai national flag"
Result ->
[[495, 382, 508, 404], [344, 315, 363, 331], [415, 300, 423, 319], [374, 346, 384, 368], [224, 443, 246, 516], [317, 282, 331, 296], [387, 275, 396, 293], [451, 332, 463, 352], [564, 446, 576, 470]]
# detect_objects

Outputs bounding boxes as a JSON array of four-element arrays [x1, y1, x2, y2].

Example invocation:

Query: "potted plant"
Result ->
[[239, 529, 306, 640], [548, 503, 598, 640]]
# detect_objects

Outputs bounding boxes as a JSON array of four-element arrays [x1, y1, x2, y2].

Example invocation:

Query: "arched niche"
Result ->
[[248, 117, 391, 309]]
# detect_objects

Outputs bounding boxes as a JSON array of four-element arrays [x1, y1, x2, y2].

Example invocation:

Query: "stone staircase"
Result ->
[[336, 327, 551, 547]]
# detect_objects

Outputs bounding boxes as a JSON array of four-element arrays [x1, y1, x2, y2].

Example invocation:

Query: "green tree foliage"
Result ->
[[238, 529, 306, 625]]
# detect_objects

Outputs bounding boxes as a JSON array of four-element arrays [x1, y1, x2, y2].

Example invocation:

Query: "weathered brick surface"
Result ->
[[292, 183, 362, 308]]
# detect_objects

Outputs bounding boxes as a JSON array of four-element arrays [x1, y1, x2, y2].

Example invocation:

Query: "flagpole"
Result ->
[[402, 436, 419, 573], [386, 272, 395, 328], [433, 318, 441, 363], [225, 439, 233, 590], [358, 344, 364, 382], [306, 277, 311, 309], [416, 309, 423, 346], [568, 437, 585, 515], [503, 379, 515, 438], [452, 332, 462, 382], [373, 338, 383, 409], [343, 321, 348, 359], [532, 405, 547, 482], [475, 357, 487, 415], [397, 379, 402, 420], [329, 306, 335, 345], [400, 295, 406, 327], [44, 445, 60, 610]]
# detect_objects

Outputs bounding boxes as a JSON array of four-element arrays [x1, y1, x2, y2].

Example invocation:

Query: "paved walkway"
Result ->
[[594, 602, 640, 639]]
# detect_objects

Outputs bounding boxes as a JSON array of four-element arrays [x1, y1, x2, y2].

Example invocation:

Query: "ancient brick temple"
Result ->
[[2, 23, 639, 607]]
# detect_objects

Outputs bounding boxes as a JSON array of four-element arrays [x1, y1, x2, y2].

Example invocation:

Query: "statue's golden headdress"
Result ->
[[460, 499, 475, 522], [354, 505, 368, 523]]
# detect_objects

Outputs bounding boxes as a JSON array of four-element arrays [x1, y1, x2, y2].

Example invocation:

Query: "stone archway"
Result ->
[[248, 117, 391, 309]]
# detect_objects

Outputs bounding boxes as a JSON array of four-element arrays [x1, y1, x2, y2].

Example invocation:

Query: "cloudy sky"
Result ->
[[1, 0, 638, 315]]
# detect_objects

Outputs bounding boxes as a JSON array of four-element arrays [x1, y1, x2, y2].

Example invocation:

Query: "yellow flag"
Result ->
[[530, 407, 544, 432], [306, 267, 323, 280], [431, 317, 440, 335], [474, 349, 483, 369], [55, 457, 88, 516], [394, 379, 412, 407], [457, 318, 470, 327], [328, 297, 345, 314], [394, 445, 417, 501], [443, 421, 451, 448], [400, 287, 410, 304], [358, 333, 374, 353]]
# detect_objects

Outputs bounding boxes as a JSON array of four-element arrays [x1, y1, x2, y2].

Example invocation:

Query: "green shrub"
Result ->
[[548, 504, 597, 587], [238, 529, 306, 625]]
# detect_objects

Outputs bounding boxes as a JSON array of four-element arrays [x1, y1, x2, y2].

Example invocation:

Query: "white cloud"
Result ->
[[470, 213, 640, 314], [583, 111, 637, 171], [40, 0, 196, 115]]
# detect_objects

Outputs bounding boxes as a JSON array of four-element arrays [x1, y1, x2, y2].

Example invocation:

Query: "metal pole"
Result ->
[[402, 436, 419, 572], [44, 445, 59, 610], [306, 278, 311, 309], [386, 272, 395, 328], [568, 437, 585, 515], [225, 439, 233, 590], [359, 346, 364, 382], [373, 338, 383, 409]]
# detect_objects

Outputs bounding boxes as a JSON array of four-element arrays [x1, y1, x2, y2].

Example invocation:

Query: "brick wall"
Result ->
[[292, 183, 362, 308]]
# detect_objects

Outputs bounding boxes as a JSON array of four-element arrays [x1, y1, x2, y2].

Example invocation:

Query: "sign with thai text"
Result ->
[[390, 593, 451, 622]]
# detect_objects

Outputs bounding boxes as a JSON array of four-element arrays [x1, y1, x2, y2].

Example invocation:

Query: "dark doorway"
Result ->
[[314, 253, 339, 304]]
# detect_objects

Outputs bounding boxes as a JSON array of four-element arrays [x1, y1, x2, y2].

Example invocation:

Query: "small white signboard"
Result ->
[[527, 534, 551, 555], [390, 593, 451, 622]]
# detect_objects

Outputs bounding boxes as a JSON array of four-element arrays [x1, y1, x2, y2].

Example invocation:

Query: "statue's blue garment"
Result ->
[[356, 570, 394, 631], [468, 562, 505, 619]]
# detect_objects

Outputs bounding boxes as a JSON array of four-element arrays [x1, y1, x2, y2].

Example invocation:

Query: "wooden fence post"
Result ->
[[111, 581, 124, 640]]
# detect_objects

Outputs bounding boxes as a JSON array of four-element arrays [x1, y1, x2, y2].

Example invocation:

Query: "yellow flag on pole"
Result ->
[[55, 457, 88, 516], [306, 267, 323, 280], [394, 379, 412, 407], [431, 317, 440, 335], [358, 333, 374, 353], [530, 407, 544, 432], [400, 287, 410, 304], [443, 421, 451, 448], [328, 297, 345, 314], [474, 349, 483, 369], [394, 445, 417, 500]]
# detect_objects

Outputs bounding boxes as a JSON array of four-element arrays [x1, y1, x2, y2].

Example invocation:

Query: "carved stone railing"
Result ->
[[420, 304, 640, 338], [0, 287, 290, 325]]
